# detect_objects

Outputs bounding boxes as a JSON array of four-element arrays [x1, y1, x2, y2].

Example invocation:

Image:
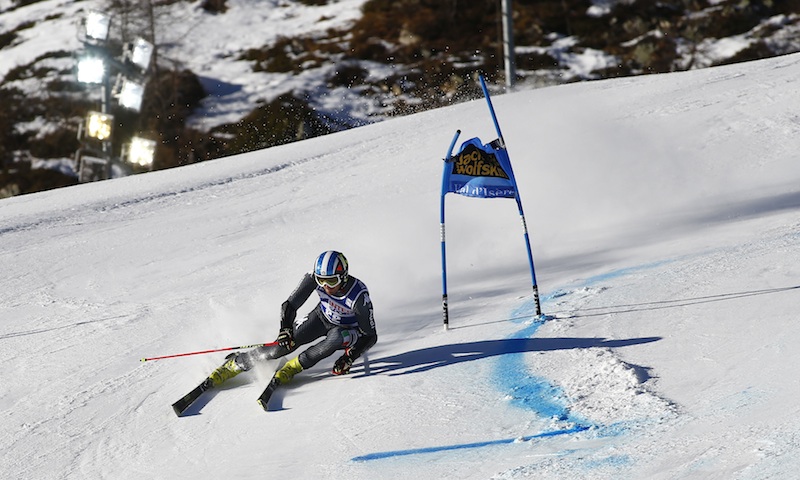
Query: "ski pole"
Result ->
[[362, 352, 371, 376], [140, 341, 278, 362]]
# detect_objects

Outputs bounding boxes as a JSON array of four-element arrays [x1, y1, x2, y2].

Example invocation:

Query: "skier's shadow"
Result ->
[[361, 337, 660, 377]]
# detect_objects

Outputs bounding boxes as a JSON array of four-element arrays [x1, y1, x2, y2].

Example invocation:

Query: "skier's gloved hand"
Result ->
[[276, 328, 295, 350], [332, 349, 355, 375]]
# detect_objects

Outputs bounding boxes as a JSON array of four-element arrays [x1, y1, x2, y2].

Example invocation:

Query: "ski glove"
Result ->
[[276, 328, 295, 350], [332, 350, 355, 375]]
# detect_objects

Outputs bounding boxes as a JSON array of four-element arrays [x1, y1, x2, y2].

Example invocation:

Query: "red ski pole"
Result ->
[[140, 341, 278, 362]]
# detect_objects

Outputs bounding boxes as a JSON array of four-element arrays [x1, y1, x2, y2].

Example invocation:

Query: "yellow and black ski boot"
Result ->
[[273, 357, 303, 385], [208, 355, 243, 387]]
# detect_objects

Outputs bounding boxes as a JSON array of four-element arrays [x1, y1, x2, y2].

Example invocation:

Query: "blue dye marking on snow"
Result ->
[[351, 425, 590, 462], [494, 297, 592, 425], [494, 313, 576, 420], [581, 260, 673, 286]]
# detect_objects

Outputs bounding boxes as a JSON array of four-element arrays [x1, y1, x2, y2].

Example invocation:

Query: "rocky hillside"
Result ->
[[1, 0, 798, 197]]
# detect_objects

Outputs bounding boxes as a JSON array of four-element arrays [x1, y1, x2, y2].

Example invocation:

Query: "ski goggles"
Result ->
[[315, 274, 343, 288]]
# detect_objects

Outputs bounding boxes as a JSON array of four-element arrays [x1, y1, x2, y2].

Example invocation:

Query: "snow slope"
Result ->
[[2, 53, 800, 479]]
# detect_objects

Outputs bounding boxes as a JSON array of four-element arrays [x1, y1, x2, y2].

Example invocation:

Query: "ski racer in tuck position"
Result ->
[[209, 250, 378, 387]]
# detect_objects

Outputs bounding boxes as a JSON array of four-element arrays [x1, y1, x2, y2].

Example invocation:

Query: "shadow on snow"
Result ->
[[365, 336, 660, 377]]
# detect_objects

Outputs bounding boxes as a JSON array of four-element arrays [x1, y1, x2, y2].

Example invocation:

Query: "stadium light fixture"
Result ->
[[117, 78, 145, 111], [76, 55, 106, 84], [84, 11, 111, 43], [75, 151, 109, 183], [85, 111, 113, 141], [129, 38, 154, 72], [125, 136, 157, 168]]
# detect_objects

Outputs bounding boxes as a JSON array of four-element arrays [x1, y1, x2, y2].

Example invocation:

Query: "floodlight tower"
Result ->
[[75, 10, 114, 181], [74, 10, 155, 182]]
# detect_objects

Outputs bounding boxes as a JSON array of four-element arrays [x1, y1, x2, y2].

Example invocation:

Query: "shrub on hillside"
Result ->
[[137, 68, 211, 169], [209, 93, 332, 155]]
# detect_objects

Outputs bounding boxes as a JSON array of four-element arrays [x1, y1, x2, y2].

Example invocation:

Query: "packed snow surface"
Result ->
[[2, 53, 800, 479]]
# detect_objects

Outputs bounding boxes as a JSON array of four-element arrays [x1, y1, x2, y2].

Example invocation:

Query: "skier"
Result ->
[[208, 250, 377, 388]]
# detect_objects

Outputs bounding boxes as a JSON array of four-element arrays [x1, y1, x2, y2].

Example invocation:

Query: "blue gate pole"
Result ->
[[479, 74, 507, 147], [479, 74, 543, 317], [441, 129, 461, 330], [515, 196, 542, 316]]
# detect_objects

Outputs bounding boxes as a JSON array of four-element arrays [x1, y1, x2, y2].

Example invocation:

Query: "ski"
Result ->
[[256, 378, 281, 411], [173, 358, 284, 415], [172, 377, 214, 417]]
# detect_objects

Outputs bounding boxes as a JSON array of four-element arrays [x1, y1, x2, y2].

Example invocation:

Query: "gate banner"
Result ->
[[442, 137, 518, 199]]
